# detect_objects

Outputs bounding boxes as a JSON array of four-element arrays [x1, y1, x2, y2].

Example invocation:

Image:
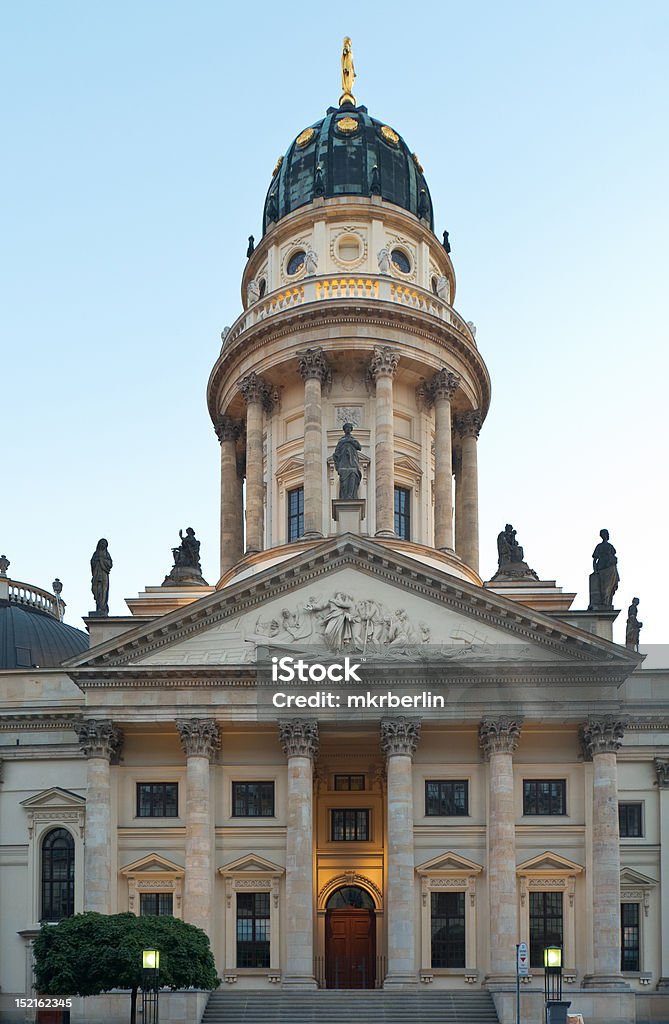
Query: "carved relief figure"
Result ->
[[377, 247, 391, 274], [436, 275, 450, 302], [333, 422, 362, 498], [247, 279, 260, 306], [304, 247, 318, 275]]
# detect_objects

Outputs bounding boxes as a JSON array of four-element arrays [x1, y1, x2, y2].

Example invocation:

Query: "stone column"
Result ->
[[381, 717, 421, 987], [479, 717, 522, 982], [279, 719, 319, 987], [176, 718, 220, 936], [369, 346, 399, 537], [454, 409, 482, 573], [77, 720, 123, 914], [215, 415, 243, 575], [581, 717, 628, 988], [429, 368, 460, 551], [239, 372, 272, 554], [298, 348, 330, 539], [656, 759, 669, 989]]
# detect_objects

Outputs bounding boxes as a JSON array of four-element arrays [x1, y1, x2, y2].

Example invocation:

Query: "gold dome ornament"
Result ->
[[271, 155, 283, 177], [339, 36, 356, 106], [296, 127, 316, 148], [380, 125, 399, 145], [336, 116, 358, 134]]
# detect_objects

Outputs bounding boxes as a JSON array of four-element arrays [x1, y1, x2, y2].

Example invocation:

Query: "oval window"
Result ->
[[337, 234, 361, 262], [391, 249, 411, 274], [287, 251, 306, 275]]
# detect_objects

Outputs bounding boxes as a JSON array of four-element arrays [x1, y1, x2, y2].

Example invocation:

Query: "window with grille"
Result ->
[[619, 802, 643, 838], [136, 783, 178, 817], [236, 892, 270, 968], [523, 780, 566, 816], [425, 780, 468, 816], [41, 828, 74, 921], [287, 487, 304, 541], [621, 903, 640, 971], [334, 774, 365, 791], [232, 782, 275, 817], [140, 893, 173, 916], [394, 486, 411, 540], [529, 891, 563, 967], [331, 808, 369, 841], [431, 891, 465, 967]]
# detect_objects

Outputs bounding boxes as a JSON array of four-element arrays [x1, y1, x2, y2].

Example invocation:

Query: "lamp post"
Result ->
[[543, 946, 570, 1024], [142, 949, 160, 1024]]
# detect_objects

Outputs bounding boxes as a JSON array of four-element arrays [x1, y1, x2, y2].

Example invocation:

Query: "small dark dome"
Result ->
[[263, 105, 434, 235], [0, 586, 88, 670]]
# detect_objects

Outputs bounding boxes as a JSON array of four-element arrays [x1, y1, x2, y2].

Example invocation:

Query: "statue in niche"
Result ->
[[304, 247, 318, 275], [163, 528, 208, 587], [333, 422, 362, 498], [90, 538, 112, 616], [491, 524, 539, 582], [625, 597, 642, 650], [588, 528, 620, 610]]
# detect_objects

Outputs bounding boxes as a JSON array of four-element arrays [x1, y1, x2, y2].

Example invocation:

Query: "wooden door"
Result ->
[[325, 908, 375, 988]]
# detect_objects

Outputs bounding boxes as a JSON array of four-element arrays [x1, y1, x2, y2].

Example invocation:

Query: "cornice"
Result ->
[[0, 714, 82, 730]]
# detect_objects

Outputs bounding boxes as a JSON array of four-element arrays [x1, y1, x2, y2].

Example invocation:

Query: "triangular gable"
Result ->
[[416, 851, 483, 875], [620, 867, 657, 887], [21, 787, 85, 810], [120, 853, 184, 876], [65, 534, 641, 674], [219, 853, 284, 875], [517, 851, 583, 874]]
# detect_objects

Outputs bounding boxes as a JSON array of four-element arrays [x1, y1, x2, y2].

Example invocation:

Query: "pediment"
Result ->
[[219, 853, 284, 876], [276, 456, 304, 478], [517, 851, 584, 874], [66, 534, 640, 675], [120, 853, 184, 876], [395, 454, 422, 476], [620, 867, 657, 887], [416, 851, 483, 875], [21, 787, 85, 811]]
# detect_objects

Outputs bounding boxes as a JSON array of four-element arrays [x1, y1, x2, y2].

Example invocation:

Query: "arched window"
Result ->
[[41, 828, 74, 921], [326, 885, 375, 910]]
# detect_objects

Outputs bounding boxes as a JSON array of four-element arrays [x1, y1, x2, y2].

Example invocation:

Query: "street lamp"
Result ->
[[142, 949, 160, 1024], [543, 946, 570, 1024]]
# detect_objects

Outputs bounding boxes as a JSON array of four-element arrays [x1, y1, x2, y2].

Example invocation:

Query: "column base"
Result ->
[[375, 530, 396, 538], [581, 973, 630, 990], [282, 975, 318, 989], [302, 530, 324, 540], [383, 973, 418, 989]]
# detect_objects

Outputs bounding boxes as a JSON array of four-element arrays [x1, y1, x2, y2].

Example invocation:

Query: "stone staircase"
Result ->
[[201, 989, 500, 1023]]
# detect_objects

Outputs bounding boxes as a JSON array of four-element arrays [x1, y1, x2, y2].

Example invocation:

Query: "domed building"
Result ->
[[1, 43, 668, 1024]]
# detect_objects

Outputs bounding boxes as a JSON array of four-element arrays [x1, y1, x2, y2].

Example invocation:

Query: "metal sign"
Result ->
[[517, 941, 529, 976]]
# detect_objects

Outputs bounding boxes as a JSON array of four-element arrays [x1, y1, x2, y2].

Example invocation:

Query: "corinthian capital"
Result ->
[[580, 717, 627, 759], [380, 717, 421, 758], [479, 717, 522, 758], [238, 372, 274, 411], [655, 759, 669, 789], [214, 415, 242, 443], [279, 718, 319, 759], [455, 409, 483, 439], [77, 719, 124, 761], [429, 367, 460, 403], [298, 347, 331, 384], [368, 346, 400, 382], [176, 718, 221, 758]]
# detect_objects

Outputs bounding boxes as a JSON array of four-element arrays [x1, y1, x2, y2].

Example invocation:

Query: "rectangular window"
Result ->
[[394, 486, 411, 540], [236, 892, 270, 968], [140, 892, 173, 916], [619, 802, 643, 838], [621, 903, 640, 971], [232, 782, 275, 817], [523, 780, 566, 816], [331, 808, 370, 841], [431, 891, 465, 968], [287, 487, 304, 542], [425, 780, 468, 816], [529, 891, 564, 968], [136, 783, 178, 818], [334, 774, 365, 791]]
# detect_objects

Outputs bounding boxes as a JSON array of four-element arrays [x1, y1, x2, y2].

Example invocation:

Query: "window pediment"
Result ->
[[219, 854, 284, 910], [120, 853, 184, 877], [516, 851, 583, 875], [21, 788, 85, 838], [416, 851, 483, 876]]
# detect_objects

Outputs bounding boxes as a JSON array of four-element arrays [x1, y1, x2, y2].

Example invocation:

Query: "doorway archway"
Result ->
[[325, 885, 376, 989]]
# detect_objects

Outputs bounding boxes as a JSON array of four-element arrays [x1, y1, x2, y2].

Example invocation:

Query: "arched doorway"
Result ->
[[325, 885, 376, 989]]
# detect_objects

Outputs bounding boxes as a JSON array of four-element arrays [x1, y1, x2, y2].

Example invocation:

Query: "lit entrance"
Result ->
[[325, 885, 376, 989]]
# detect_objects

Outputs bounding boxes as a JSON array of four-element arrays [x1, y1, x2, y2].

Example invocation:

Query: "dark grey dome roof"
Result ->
[[0, 600, 88, 669], [263, 105, 434, 235]]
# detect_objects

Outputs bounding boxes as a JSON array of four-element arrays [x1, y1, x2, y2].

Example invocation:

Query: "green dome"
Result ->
[[263, 105, 434, 235]]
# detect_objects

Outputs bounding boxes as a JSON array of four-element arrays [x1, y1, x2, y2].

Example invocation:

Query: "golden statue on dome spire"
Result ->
[[340, 36, 356, 106]]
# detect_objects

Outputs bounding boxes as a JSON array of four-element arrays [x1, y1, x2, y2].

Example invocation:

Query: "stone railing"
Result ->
[[5, 579, 62, 620], [220, 275, 476, 351]]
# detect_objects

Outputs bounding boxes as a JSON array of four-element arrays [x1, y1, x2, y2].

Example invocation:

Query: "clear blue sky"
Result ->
[[2, 1, 668, 648]]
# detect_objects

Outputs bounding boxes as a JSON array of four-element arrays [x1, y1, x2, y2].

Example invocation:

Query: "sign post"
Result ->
[[516, 942, 529, 1024]]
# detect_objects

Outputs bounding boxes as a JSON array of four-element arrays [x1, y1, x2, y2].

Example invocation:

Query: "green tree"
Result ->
[[33, 912, 220, 1024]]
